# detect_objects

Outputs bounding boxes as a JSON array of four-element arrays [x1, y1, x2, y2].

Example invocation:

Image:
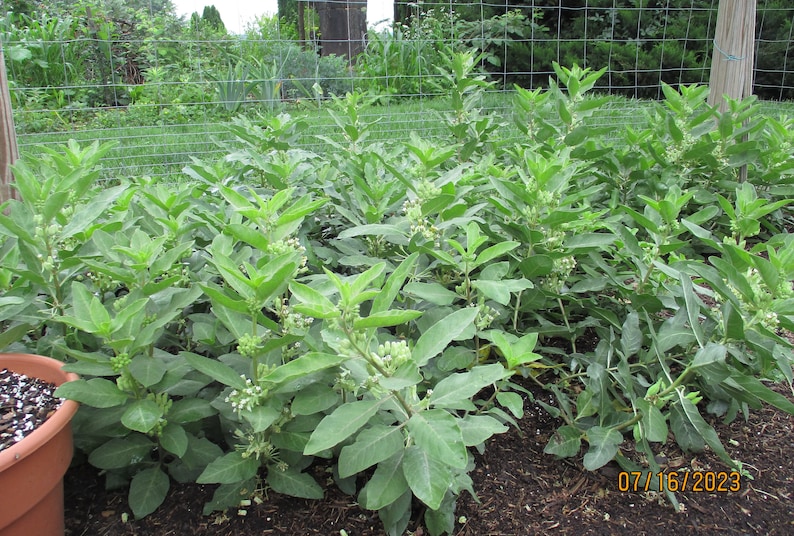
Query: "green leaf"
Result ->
[[620, 311, 642, 358], [689, 343, 730, 383], [680, 276, 706, 347], [413, 307, 480, 366], [167, 398, 217, 423], [430, 363, 510, 409], [338, 425, 405, 478], [457, 414, 508, 447], [473, 241, 519, 268], [402, 445, 451, 510], [241, 405, 281, 433], [724, 373, 794, 415], [182, 352, 246, 390], [371, 253, 419, 314], [563, 232, 616, 250], [543, 425, 582, 458], [402, 282, 461, 306], [471, 278, 533, 305], [496, 391, 524, 419], [635, 399, 668, 443], [128, 355, 168, 388], [160, 423, 189, 457], [122, 399, 164, 434], [197, 451, 260, 484], [359, 451, 409, 510], [289, 281, 339, 319], [674, 394, 732, 466], [291, 384, 340, 416], [407, 410, 467, 469], [266, 466, 324, 499], [88, 435, 155, 470], [304, 398, 385, 455], [353, 309, 423, 329], [260, 352, 347, 386], [583, 426, 623, 470], [129, 467, 170, 519], [54, 378, 129, 408]]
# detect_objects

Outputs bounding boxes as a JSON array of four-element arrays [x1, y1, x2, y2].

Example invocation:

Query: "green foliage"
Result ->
[[1, 58, 793, 534]]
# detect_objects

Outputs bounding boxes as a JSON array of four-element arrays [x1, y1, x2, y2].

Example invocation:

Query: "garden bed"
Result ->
[[64, 378, 794, 535]]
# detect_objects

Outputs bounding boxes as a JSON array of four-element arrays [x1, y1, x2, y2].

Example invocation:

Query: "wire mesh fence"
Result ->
[[2, 0, 793, 182]]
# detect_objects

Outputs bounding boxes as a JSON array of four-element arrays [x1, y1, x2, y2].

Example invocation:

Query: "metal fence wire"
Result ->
[[1, 0, 793, 181]]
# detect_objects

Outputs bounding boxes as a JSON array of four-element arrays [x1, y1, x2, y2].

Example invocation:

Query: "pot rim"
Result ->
[[0, 353, 80, 472]]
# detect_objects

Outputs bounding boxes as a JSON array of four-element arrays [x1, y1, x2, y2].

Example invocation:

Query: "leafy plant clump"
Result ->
[[1, 56, 793, 534]]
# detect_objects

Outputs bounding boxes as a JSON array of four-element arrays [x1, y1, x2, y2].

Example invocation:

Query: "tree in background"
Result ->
[[200, 5, 226, 33]]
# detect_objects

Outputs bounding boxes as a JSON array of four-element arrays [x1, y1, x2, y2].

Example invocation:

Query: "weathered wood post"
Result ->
[[708, 0, 756, 182], [708, 0, 756, 112], [315, 0, 367, 62], [0, 40, 20, 205]]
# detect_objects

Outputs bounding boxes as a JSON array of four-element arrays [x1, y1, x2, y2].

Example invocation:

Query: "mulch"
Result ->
[[64, 379, 794, 536]]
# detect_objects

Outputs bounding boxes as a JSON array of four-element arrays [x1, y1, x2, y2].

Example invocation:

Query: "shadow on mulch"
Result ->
[[64, 380, 794, 536]]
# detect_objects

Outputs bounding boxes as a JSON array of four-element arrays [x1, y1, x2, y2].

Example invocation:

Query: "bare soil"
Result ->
[[64, 379, 794, 536]]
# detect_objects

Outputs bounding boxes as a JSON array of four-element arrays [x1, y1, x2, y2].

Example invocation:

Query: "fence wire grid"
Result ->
[[2, 0, 794, 182]]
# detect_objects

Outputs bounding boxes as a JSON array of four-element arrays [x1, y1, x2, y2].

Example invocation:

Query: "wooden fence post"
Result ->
[[708, 0, 756, 111], [0, 40, 20, 205]]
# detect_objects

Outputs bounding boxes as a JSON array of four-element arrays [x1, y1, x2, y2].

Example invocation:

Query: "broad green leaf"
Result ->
[[371, 253, 419, 314], [354, 309, 423, 329], [634, 399, 668, 443], [620, 311, 642, 358], [128, 355, 168, 388], [690, 343, 730, 383], [338, 224, 404, 239], [669, 403, 705, 452], [471, 278, 533, 305], [241, 405, 281, 433], [291, 384, 340, 416], [674, 394, 732, 466], [359, 451, 409, 510], [182, 352, 246, 390], [304, 398, 385, 455], [379, 361, 423, 391], [197, 451, 260, 484], [680, 276, 706, 347], [407, 410, 467, 469], [403, 282, 460, 306], [289, 281, 338, 319], [88, 435, 155, 470], [402, 445, 451, 510], [122, 399, 164, 434], [167, 398, 217, 423], [473, 241, 519, 268], [160, 423, 189, 457], [260, 352, 347, 386], [266, 466, 324, 499], [413, 307, 480, 366], [496, 391, 524, 419], [202, 479, 256, 516], [129, 467, 170, 519], [563, 232, 616, 250], [724, 373, 794, 415], [457, 414, 508, 447], [54, 378, 129, 408], [429, 363, 510, 409], [338, 425, 404, 478], [543, 425, 582, 458], [583, 426, 623, 470]]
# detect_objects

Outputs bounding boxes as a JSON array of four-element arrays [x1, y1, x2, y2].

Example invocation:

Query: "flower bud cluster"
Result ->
[[237, 333, 262, 359], [226, 376, 269, 413], [372, 340, 411, 374], [403, 198, 440, 244], [267, 237, 308, 268], [234, 429, 279, 462], [147, 392, 173, 438], [111, 351, 131, 373]]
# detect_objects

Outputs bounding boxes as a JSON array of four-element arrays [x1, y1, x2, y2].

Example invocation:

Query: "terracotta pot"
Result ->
[[0, 353, 79, 536]]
